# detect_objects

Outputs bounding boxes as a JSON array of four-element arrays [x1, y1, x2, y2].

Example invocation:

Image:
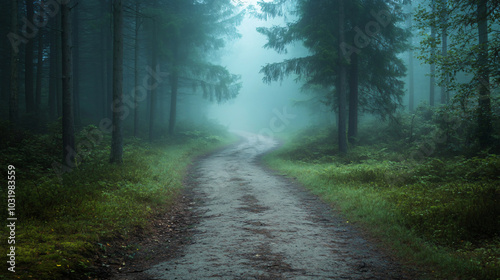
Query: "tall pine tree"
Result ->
[[258, 0, 408, 153], [110, 0, 124, 163]]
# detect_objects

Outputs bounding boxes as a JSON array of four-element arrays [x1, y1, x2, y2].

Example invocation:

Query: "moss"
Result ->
[[0, 123, 236, 279], [263, 128, 500, 280]]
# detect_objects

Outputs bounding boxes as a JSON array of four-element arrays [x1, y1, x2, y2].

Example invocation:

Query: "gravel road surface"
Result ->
[[142, 132, 408, 279]]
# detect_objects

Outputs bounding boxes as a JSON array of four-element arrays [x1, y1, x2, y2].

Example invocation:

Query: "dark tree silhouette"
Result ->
[[110, 0, 124, 163], [9, 0, 19, 125], [61, 1, 75, 166], [477, 0, 492, 149], [25, 0, 35, 114]]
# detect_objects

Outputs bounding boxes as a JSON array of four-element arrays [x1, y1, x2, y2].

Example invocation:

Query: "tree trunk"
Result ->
[[49, 24, 57, 121], [149, 21, 158, 142], [169, 70, 179, 135], [134, 1, 141, 137], [25, 0, 35, 114], [9, 0, 19, 125], [429, 0, 436, 107], [408, 1, 414, 112], [440, 0, 448, 105], [110, 0, 124, 164], [101, 24, 108, 119], [348, 52, 358, 144], [56, 12, 62, 118], [35, 30, 43, 118], [61, 2, 75, 167], [73, 5, 81, 127], [100, 0, 112, 120], [107, 1, 113, 120], [477, 0, 491, 149], [338, 0, 348, 154], [409, 49, 415, 111], [168, 39, 179, 135]]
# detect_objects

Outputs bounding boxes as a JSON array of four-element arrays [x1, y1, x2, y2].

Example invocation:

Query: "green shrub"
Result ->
[[390, 182, 499, 244], [0, 121, 234, 279], [264, 126, 500, 279]]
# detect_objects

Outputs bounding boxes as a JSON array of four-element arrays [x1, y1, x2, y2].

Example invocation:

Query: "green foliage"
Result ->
[[275, 127, 337, 163], [264, 126, 500, 280], [390, 182, 498, 242], [379, 104, 500, 156], [0, 123, 234, 279], [414, 0, 500, 98], [176, 120, 230, 144], [258, 0, 409, 119], [143, 0, 243, 104], [414, 0, 499, 149]]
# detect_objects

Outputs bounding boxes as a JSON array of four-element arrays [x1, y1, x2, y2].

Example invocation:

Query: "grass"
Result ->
[[0, 121, 236, 280], [264, 127, 500, 280]]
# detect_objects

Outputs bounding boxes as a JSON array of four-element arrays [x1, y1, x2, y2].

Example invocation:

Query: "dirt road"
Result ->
[[131, 132, 409, 279]]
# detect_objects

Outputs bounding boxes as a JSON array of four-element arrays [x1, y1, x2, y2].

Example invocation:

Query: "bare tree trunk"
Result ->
[[407, 1, 414, 112], [35, 30, 43, 118], [440, 0, 448, 105], [9, 0, 19, 126], [25, 0, 35, 114], [338, 0, 348, 154], [149, 21, 158, 142], [429, 0, 436, 107], [168, 38, 179, 135], [101, 26, 108, 118], [477, 0, 491, 149], [169, 70, 178, 135], [134, 1, 141, 137], [348, 52, 358, 144], [409, 49, 415, 110], [110, 0, 124, 163], [49, 24, 57, 121], [61, 2, 75, 166], [73, 5, 81, 127], [56, 12, 62, 118], [107, 1, 113, 120], [100, 0, 112, 119]]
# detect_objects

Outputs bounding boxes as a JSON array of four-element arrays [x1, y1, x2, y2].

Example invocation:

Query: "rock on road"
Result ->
[[146, 132, 408, 279]]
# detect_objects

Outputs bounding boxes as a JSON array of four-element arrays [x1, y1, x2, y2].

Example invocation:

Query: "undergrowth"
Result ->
[[265, 123, 499, 280], [0, 121, 234, 280]]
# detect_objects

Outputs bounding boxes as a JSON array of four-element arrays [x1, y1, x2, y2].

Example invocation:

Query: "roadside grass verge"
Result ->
[[0, 122, 236, 280], [263, 128, 499, 280]]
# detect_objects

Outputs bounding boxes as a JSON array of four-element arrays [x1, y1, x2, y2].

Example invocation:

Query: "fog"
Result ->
[[2, 1, 498, 278], [207, 12, 309, 133], [1, 0, 497, 153]]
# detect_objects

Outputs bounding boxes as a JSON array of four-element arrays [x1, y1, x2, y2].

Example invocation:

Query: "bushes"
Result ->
[[390, 182, 499, 244], [0, 122, 233, 279], [307, 154, 499, 246], [265, 124, 500, 279]]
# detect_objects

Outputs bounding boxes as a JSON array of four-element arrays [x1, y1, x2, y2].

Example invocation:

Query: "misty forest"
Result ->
[[0, 0, 499, 279]]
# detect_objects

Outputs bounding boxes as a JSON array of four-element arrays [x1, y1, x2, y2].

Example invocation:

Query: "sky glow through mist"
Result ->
[[207, 12, 306, 132]]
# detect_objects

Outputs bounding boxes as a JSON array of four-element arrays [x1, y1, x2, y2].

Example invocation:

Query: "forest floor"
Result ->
[[104, 132, 417, 280]]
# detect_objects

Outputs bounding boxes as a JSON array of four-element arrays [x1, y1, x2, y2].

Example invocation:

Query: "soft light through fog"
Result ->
[[207, 13, 308, 132]]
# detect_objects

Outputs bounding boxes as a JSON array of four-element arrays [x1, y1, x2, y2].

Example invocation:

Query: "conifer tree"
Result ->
[[258, 0, 408, 153]]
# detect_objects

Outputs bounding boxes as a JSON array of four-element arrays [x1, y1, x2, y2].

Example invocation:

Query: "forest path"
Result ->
[[142, 132, 407, 279]]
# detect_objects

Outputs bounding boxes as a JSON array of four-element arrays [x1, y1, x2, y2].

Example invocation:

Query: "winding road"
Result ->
[[144, 132, 407, 279]]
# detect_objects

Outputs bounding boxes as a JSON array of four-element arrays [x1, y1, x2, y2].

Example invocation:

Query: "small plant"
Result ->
[[0, 121, 235, 279], [264, 124, 500, 280]]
